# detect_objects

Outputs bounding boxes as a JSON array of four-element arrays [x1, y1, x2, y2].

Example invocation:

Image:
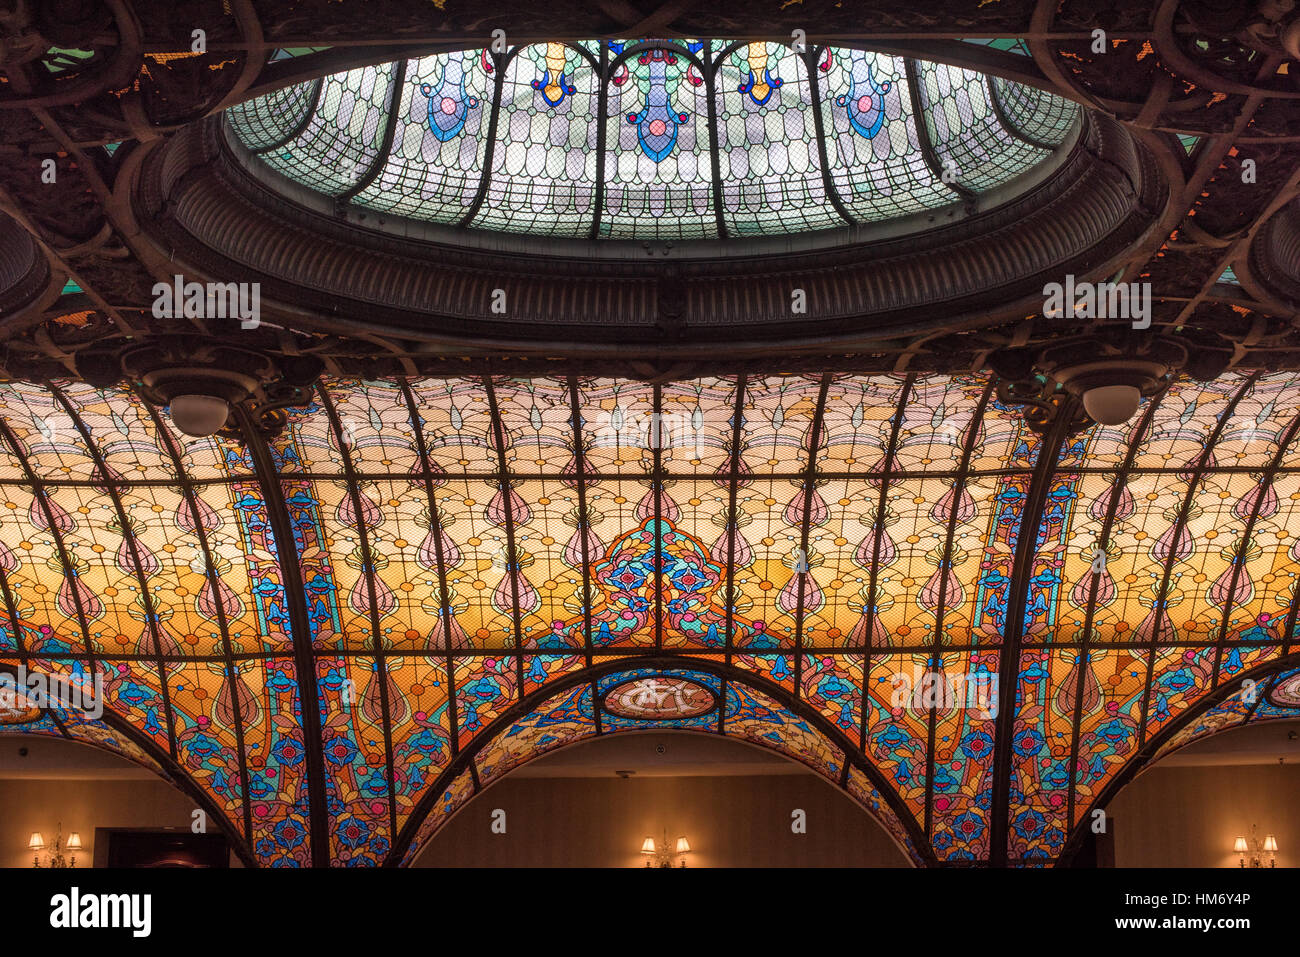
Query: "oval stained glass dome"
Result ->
[[225, 41, 1081, 243]]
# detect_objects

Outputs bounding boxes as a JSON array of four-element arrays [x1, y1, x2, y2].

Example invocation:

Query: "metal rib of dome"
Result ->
[[224, 41, 1080, 242]]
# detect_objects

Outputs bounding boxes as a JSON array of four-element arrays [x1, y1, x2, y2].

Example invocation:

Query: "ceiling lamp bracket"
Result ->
[[989, 333, 1231, 436], [76, 337, 324, 440]]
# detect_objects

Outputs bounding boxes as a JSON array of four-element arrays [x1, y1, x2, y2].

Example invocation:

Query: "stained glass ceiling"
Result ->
[[224, 41, 1080, 241], [1, 372, 1298, 866]]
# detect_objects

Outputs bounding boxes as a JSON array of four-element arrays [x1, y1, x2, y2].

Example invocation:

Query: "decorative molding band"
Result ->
[[129, 112, 1168, 356]]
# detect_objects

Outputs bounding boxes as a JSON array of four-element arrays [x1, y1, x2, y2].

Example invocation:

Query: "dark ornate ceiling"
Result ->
[[0, 0, 1296, 379]]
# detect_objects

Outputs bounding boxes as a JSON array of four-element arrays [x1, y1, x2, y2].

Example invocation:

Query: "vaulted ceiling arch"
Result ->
[[0, 371, 1297, 864]]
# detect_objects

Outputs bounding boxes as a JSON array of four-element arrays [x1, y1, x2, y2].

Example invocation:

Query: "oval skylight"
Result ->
[[225, 41, 1080, 242]]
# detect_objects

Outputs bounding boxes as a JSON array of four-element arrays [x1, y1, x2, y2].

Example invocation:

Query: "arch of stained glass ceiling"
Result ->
[[1, 371, 1299, 866], [224, 41, 1079, 242]]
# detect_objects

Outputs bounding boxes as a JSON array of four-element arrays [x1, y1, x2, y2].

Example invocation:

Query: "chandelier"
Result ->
[[640, 830, 691, 868], [30, 824, 81, 868]]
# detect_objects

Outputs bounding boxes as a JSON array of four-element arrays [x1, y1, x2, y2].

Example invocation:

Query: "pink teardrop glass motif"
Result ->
[[659, 488, 681, 524], [709, 531, 730, 567], [337, 490, 382, 530], [783, 487, 816, 527], [348, 575, 371, 615], [713, 529, 753, 567], [429, 613, 470, 650], [1054, 655, 1102, 716], [930, 485, 976, 525], [561, 454, 580, 489], [154, 628, 184, 660], [439, 528, 461, 568], [848, 609, 881, 645], [176, 496, 221, 533], [803, 576, 824, 612], [917, 565, 963, 613], [732, 530, 754, 568], [776, 575, 802, 614], [370, 576, 398, 616], [563, 525, 604, 569], [197, 576, 244, 622], [31, 495, 75, 533], [58, 573, 102, 621], [362, 671, 388, 725], [635, 486, 656, 522], [1233, 479, 1278, 521], [1132, 603, 1174, 643], [1208, 561, 1253, 610], [491, 573, 515, 615], [515, 576, 540, 615], [92, 462, 126, 495], [865, 449, 888, 482], [382, 671, 408, 724], [1150, 522, 1194, 563], [485, 485, 530, 527], [216, 671, 261, 729], [417, 528, 440, 570], [854, 527, 896, 569], [116, 535, 161, 577], [1089, 481, 1137, 523], [1070, 567, 1116, 609]]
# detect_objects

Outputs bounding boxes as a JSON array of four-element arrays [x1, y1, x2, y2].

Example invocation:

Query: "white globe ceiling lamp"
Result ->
[[168, 393, 238, 437], [77, 338, 325, 442], [1047, 357, 1171, 427], [1081, 384, 1142, 425], [139, 366, 261, 438], [988, 335, 1225, 435]]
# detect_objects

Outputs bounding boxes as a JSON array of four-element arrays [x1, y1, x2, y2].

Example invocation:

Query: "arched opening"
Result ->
[[412, 731, 911, 867], [390, 661, 926, 867], [1102, 718, 1300, 867], [0, 732, 241, 867], [1058, 660, 1300, 867]]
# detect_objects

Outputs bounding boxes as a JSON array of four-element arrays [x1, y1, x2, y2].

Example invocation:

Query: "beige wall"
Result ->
[[4, 754, 1297, 868], [0, 778, 203, 869], [414, 773, 911, 867], [1106, 762, 1300, 868]]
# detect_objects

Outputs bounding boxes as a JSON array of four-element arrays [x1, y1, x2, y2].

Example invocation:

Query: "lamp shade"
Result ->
[[1264, 834, 1278, 852], [675, 836, 691, 854], [1082, 384, 1142, 425], [66, 832, 82, 850], [1234, 837, 1249, 853], [640, 837, 655, 854], [28, 832, 44, 850], [169, 394, 231, 437]]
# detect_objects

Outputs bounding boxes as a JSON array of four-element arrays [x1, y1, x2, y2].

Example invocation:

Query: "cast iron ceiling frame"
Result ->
[[1134, 375, 1259, 750], [1061, 391, 1165, 848], [1209, 408, 1300, 682], [922, 379, 995, 843], [987, 384, 1081, 866], [233, 402, 332, 867], [314, 384, 400, 846]]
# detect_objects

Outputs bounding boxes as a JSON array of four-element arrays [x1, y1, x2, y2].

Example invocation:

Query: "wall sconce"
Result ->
[[30, 824, 80, 868], [640, 829, 691, 868], [1235, 825, 1277, 868]]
